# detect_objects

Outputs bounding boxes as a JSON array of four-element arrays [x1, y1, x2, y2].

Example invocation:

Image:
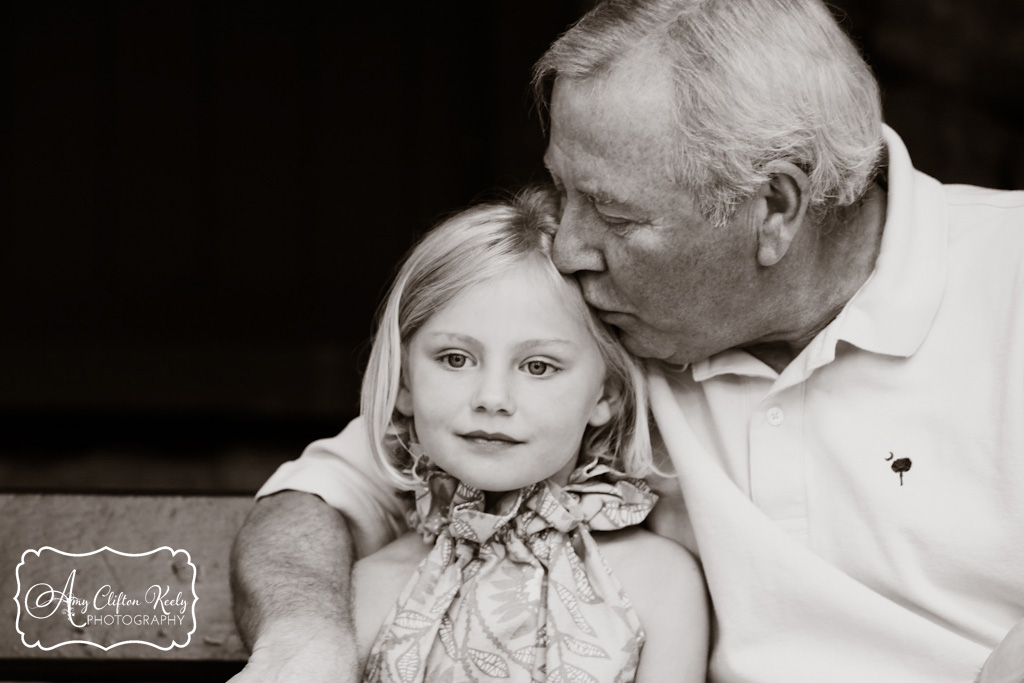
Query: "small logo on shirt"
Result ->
[[885, 452, 912, 486]]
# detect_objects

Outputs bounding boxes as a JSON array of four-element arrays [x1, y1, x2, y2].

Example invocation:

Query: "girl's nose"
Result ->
[[472, 369, 515, 415]]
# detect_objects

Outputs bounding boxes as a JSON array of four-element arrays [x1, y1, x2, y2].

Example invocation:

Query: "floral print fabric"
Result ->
[[364, 460, 658, 683]]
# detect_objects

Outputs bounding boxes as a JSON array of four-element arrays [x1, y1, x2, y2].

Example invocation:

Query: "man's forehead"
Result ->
[[552, 66, 673, 145], [545, 63, 680, 200]]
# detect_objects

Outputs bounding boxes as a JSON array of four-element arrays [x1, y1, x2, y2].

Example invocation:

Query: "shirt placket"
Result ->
[[748, 381, 808, 543]]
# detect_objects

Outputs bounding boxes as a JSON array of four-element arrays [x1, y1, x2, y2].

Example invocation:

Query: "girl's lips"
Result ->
[[459, 430, 523, 444]]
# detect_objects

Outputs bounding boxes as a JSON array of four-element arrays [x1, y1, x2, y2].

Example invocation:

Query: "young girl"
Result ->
[[352, 186, 708, 682]]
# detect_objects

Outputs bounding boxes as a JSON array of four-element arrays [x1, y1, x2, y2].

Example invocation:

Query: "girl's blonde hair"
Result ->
[[360, 185, 651, 490]]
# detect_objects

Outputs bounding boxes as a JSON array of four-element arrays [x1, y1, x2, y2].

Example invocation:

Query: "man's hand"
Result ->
[[977, 618, 1024, 683], [230, 491, 359, 683], [227, 618, 356, 683]]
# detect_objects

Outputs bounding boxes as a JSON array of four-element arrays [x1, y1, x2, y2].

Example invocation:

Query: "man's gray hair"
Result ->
[[533, 0, 885, 227]]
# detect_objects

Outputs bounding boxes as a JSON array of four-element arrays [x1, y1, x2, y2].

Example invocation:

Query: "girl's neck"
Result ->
[[480, 459, 578, 512]]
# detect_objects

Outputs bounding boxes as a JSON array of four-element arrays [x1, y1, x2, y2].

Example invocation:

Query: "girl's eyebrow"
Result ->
[[423, 333, 578, 354], [421, 332, 479, 346], [513, 339, 578, 354]]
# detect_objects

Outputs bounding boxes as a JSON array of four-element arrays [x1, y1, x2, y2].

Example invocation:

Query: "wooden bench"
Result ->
[[0, 493, 253, 681]]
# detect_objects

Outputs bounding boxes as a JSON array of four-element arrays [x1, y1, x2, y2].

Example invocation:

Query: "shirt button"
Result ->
[[766, 406, 785, 426]]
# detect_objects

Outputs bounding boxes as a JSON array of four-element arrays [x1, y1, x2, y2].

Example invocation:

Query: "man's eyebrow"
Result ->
[[580, 186, 621, 206], [542, 153, 644, 212], [577, 183, 643, 212]]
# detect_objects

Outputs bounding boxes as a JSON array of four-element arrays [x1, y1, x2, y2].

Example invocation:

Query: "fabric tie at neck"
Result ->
[[364, 460, 658, 683]]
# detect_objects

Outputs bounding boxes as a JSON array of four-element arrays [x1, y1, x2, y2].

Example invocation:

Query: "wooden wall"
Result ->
[[3, 0, 1022, 492]]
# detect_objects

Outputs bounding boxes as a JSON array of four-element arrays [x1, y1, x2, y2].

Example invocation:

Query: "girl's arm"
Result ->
[[595, 528, 709, 683]]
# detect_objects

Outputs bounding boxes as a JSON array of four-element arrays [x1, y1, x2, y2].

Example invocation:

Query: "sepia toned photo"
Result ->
[[3, 2, 1023, 681]]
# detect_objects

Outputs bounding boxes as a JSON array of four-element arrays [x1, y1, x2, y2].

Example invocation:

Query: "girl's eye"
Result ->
[[441, 353, 469, 369], [523, 360, 556, 377]]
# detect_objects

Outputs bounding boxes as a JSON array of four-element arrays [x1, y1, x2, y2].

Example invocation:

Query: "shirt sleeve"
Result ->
[[256, 416, 410, 558], [644, 426, 698, 555]]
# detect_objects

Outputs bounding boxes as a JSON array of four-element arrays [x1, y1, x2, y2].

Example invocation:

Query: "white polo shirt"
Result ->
[[258, 127, 1024, 682], [647, 127, 1024, 682]]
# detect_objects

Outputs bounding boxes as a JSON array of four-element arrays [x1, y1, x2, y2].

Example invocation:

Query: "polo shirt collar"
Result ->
[[691, 125, 948, 384]]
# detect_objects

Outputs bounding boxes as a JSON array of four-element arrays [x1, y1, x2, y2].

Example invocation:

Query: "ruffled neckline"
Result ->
[[367, 459, 655, 683], [407, 459, 658, 546]]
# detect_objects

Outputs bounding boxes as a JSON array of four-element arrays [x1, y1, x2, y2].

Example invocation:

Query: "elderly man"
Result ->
[[230, 1, 1024, 681]]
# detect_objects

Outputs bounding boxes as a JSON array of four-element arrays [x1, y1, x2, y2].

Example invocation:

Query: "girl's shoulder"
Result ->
[[593, 529, 706, 642], [592, 528, 709, 682], [353, 533, 431, 672], [592, 527, 703, 597], [357, 531, 430, 569], [353, 532, 430, 612]]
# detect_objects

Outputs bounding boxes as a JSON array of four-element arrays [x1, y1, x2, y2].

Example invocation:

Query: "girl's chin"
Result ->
[[455, 471, 569, 494]]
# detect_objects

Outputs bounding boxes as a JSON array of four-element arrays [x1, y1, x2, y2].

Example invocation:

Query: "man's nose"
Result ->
[[472, 368, 515, 415], [551, 202, 606, 275]]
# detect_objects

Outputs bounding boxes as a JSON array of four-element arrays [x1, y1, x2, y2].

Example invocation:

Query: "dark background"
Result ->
[[4, 0, 1023, 493]]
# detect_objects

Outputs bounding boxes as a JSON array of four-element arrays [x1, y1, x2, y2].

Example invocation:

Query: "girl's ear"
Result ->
[[588, 381, 620, 428], [396, 383, 414, 416]]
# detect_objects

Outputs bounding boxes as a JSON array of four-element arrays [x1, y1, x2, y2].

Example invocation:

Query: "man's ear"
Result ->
[[588, 381, 620, 428], [396, 384, 413, 416], [755, 160, 810, 267]]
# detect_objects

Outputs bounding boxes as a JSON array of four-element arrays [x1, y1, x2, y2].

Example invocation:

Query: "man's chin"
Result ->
[[615, 329, 712, 366], [617, 330, 680, 361]]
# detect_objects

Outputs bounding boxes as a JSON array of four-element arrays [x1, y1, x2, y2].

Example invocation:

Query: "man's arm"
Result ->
[[228, 418, 410, 681], [229, 491, 360, 683]]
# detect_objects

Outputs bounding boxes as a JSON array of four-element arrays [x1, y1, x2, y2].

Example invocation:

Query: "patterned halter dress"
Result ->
[[364, 460, 658, 683]]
